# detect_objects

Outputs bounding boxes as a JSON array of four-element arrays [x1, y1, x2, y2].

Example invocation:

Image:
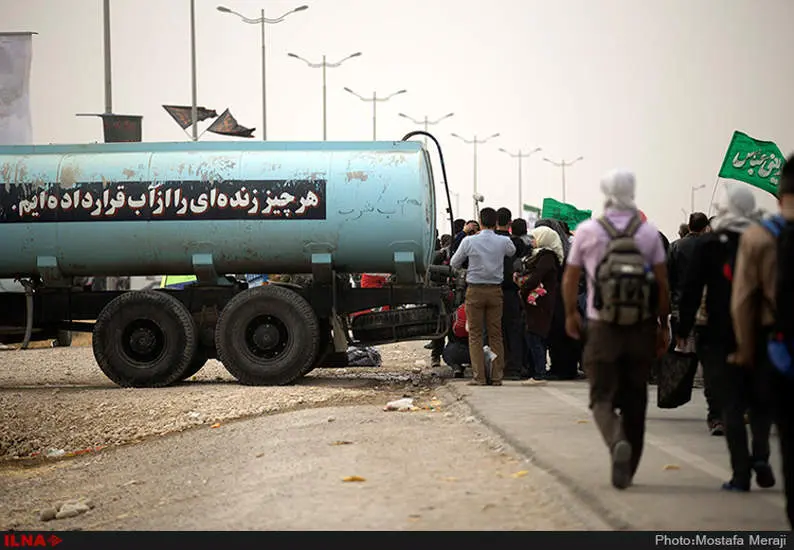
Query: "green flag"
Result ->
[[522, 204, 541, 214], [718, 131, 784, 196], [541, 198, 592, 229]]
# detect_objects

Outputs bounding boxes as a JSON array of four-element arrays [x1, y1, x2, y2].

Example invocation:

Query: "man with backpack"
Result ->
[[677, 185, 773, 494], [731, 154, 794, 527], [561, 169, 669, 490]]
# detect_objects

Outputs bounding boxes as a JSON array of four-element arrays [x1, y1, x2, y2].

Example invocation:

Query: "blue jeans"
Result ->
[[525, 332, 547, 378]]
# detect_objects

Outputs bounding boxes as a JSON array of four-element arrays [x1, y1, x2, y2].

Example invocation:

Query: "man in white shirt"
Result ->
[[450, 207, 516, 386]]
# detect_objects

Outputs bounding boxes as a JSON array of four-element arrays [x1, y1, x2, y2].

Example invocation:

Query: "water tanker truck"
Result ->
[[0, 133, 459, 387]]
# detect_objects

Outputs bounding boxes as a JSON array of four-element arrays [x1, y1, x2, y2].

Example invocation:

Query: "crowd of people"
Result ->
[[429, 209, 585, 383], [428, 159, 794, 528]]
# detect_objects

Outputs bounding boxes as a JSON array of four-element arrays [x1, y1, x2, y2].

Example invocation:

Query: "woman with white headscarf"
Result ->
[[675, 183, 773, 493], [513, 225, 564, 384]]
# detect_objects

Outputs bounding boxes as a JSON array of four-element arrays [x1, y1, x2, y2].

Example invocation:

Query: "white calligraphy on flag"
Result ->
[[0, 33, 33, 145]]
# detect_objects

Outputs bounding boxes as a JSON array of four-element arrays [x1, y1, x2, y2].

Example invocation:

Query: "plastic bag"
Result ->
[[346, 346, 382, 367], [657, 350, 698, 409]]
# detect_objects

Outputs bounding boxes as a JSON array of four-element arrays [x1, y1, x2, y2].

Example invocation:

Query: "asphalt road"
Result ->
[[455, 379, 789, 531]]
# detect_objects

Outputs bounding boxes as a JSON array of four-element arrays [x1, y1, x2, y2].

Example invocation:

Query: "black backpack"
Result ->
[[761, 215, 794, 378], [593, 216, 656, 326]]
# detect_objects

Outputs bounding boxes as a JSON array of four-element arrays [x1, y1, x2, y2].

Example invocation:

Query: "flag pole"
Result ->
[[707, 176, 721, 217]]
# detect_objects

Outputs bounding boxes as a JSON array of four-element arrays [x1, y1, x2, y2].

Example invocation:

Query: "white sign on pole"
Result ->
[[0, 32, 34, 145], [523, 204, 541, 229], [525, 210, 539, 229]]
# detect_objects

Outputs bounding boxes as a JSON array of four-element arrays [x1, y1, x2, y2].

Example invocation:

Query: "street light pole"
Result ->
[[542, 156, 584, 204], [287, 52, 362, 140], [343, 87, 407, 140], [451, 132, 500, 217], [260, 8, 266, 140], [190, 0, 198, 141], [691, 184, 706, 213], [499, 147, 542, 219], [398, 112, 454, 146], [217, 4, 309, 141], [103, 0, 112, 114]]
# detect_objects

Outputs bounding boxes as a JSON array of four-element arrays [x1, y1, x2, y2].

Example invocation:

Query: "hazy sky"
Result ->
[[3, 0, 792, 237]]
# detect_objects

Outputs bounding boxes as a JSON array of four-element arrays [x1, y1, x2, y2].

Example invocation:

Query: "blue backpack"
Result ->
[[761, 214, 794, 378]]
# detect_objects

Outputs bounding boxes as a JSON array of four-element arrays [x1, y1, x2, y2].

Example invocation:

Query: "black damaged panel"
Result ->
[[0, 180, 327, 222]]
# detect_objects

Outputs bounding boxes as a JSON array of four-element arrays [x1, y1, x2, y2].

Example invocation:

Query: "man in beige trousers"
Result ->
[[450, 207, 516, 386]]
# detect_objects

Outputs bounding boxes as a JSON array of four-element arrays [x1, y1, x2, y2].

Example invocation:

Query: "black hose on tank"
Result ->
[[401, 131, 454, 241]]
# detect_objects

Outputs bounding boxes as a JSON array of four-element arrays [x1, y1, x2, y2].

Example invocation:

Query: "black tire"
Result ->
[[215, 285, 320, 385], [302, 319, 333, 376], [180, 347, 209, 381], [92, 290, 198, 388], [55, 330, 72, 347]]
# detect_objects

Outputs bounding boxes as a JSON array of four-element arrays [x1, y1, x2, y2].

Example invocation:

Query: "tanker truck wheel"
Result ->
[[179, 348, 208, 381], [215, 285, 320, 385], [92, 291, 199, 388]]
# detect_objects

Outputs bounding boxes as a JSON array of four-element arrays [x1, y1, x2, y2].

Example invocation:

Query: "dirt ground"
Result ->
[[0, 391, 607, 531], [0, 338, 445, 461], [0, 338, 608, 530]]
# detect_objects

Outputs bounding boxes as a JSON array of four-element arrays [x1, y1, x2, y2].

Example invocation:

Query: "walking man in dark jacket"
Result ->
[[678, 185, 772, 492], [669, 211, 722, 435]]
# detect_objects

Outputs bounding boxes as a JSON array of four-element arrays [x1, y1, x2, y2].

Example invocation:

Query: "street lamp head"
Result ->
[[451, 133, 460, 139], [350, 52, 363, 58], [575, 156, 584, 162], [396, 89, 407, 95], [216, 5, 232, 12], [532, 147, 542, 153], [542, 157, 552, 163], [287, 53, 299, 58], [398, 113, 408, 119], [445, 112, 455, 118], [490, 133, 500, 139], [498, 148, 508, 153], [343, 87, 354, 94], [294, 5, 309, 12]]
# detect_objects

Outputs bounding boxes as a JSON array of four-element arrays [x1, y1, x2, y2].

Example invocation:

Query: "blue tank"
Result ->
[[0, 141, 436, 281]]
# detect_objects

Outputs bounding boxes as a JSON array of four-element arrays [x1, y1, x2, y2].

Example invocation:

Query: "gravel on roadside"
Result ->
[[0, 340, 444, 461]]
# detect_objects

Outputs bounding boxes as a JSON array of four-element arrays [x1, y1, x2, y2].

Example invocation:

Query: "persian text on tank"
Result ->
[[0, 179, 327, 222]]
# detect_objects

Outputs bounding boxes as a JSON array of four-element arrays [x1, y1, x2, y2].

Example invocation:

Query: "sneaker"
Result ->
[[452, 368, 465, 379], [423, 342, 434, 350], [721, 480, 750, 492], [521, 378, 548, 387], [708, 420, 725, 436], [753, 461, 776, 489], [611, 440, 633, 490], [431, 357, 441, 368]]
